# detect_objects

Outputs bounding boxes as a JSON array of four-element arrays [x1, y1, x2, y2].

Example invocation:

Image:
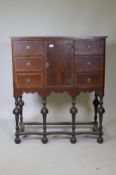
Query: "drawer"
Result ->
[[75, 39, 104, 55], [76, 73, 103, 88], [14, 58, 43, 72], [15, 73, 43, 88], [12, 40, 44, 57], [75, 56, 103, 72]]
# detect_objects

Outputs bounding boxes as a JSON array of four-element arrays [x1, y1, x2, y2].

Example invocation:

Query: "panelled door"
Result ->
[[45, 39, 73, 87]]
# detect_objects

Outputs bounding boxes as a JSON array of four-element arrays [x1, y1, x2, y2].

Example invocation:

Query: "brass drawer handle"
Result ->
[[26, 45, 31, 51], [26, 78, 31, 83], [86, 78, 91, 83], [87, 44, 92, 49], [45, 62, 49, 68], [26, 61, 31, 66], [87, 61, 92, 66]]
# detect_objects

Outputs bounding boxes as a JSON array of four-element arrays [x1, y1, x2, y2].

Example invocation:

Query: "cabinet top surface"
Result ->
[[11, 36, 107, 40]]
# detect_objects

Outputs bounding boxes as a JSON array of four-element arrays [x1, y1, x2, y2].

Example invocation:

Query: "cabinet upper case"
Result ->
[[11, 36, 107, 97]]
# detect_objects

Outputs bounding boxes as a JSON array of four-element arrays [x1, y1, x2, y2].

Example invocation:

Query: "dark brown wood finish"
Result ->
[[45, 39, 73, 87], [11, 36, 107, 144]]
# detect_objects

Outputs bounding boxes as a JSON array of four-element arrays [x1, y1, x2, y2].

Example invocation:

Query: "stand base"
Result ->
[[14, 121, 101, 144]]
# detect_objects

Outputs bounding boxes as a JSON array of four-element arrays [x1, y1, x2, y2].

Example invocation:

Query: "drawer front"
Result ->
[[75, 56, 103, 72], [15, 73, 43, 88], [12, 40, 44, 56], [75, 39, 104, 55], [14, 58, 43, 72], [76, 74, 103, 88]]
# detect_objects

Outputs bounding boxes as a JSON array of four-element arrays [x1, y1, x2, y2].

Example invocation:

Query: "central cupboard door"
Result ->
[[45, 39, 73, 87]]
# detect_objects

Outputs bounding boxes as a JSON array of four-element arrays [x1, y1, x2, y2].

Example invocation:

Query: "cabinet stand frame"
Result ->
[[13, 93, 104, 144]]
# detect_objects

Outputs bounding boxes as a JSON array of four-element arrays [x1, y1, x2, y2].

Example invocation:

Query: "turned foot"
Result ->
[[70, 136, 77, 144], [97, 137, 103, 144], [41, 97, 48, 144], [18, 96, 24, 131], [93, 94, 99, 129], [15, 137, 21, 144], [13, 97, 21, 144], [42, 136, 48, 144], [70, 96, 77, 144], [97, 96, 105, 144]]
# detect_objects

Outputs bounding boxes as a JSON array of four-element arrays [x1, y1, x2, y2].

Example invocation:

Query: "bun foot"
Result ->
[[70, 137, 77, 144], [97, 137, 103, 144], [42, 136, 48, 144], [15, 137, 21, 144]]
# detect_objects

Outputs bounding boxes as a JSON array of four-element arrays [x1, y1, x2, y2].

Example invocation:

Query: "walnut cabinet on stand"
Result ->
[[11, 36, 107, 144]]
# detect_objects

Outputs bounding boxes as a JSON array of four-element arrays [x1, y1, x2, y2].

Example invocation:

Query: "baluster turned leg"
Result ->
[[70, 96, 78, 144], [93, 93, 99, 132], [18, 96, 25, 132], [97, 97, 105, 143], [13, 97, 20, 144], [41, 97, 48, 144]]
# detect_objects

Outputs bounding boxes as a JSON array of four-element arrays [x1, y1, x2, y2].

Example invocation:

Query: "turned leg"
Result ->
[[93, 93, 99, 132], [41, 96, 48, 144], [13, 97, 21, 144], [97, 96, 105, 143], [18, 96, 25, 132], [70, 96, 78, 144]]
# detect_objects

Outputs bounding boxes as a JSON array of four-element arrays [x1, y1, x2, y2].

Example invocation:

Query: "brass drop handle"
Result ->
[[26, 78, 31, 83], [26, 45, 31, 51], [26, 61, 31, 66], [87, 44, 92, 49], [45, 62, 49, 68], [86, 77, 91, 83], [87, 61, 92, 66]]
